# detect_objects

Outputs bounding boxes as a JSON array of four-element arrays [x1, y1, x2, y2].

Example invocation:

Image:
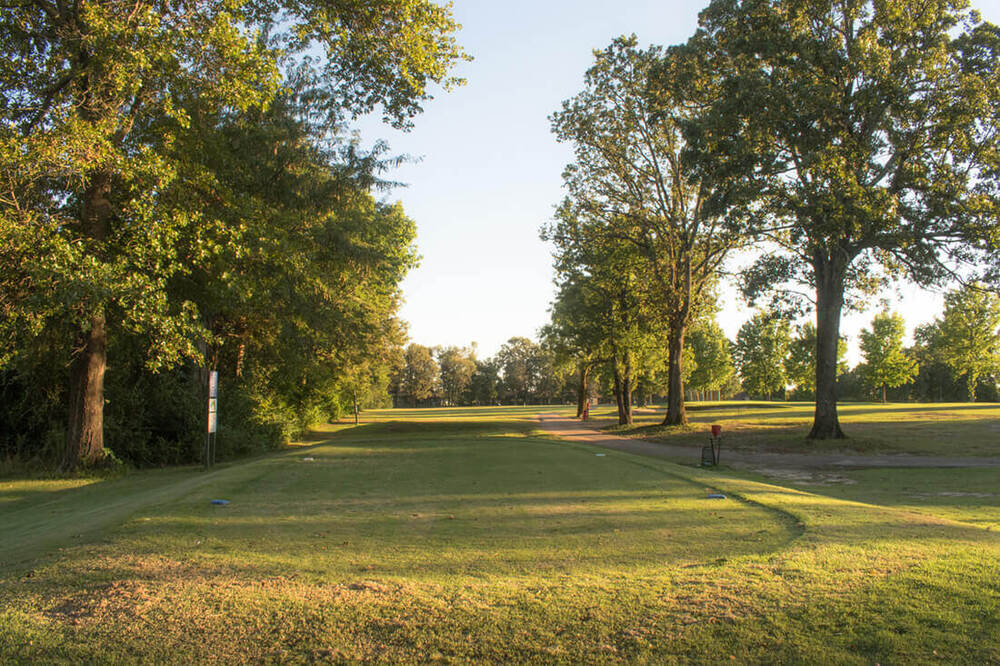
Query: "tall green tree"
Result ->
[[684, 0, 1000, 437], [336, 329, 405, 426], [543, 201, 650, 425], [686, 319, 735, 400], [397, 344, 439, 407], [858, 311, 919, 403], [551, 36, 751, 427], [0, 0, 467, 468], [541, 278, 611, 418], [468, 359, 501, 406], [437, 346, 477, 406], [923, 285, 1000, 401], [496, 337, 542, 406], [734, 311, 792, 400]]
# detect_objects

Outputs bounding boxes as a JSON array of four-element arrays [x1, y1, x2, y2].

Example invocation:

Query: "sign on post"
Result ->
[[205, 370, 219, 468], [207, 371, 218, 433]]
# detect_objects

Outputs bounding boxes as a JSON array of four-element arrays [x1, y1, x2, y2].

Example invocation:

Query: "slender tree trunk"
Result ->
[[576, 363, 590, 418], [353, 389, 360, 425], [621, 350, 633, 425], [612, 356, 626, 424], [881, 382, 887, 404], [967, 373, 976, 402], [63, 170, 113, 470], [663, 325, 687, 426], [810, 255, 847, 439]]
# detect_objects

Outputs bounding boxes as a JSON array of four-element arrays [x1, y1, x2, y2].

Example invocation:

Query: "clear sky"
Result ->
[[359, 0, 1000, 364]]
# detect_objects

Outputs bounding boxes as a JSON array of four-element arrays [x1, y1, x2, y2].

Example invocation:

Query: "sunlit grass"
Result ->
[[1, 408, 999, 663], [0, 478, 99, 507], [359, 404, 574, 422], [757, 466, 1000, 531], [599, 400, 1000, 457]]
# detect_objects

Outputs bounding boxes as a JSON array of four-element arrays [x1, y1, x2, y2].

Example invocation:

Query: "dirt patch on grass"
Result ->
[[343, 580, 398, 595], [44, 580, 157, 627], [909, 491, 995, 499], [753, 468, 858, 486]]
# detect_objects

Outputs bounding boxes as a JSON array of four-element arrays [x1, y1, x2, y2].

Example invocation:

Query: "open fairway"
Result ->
[[2, 407, 1000, 663]]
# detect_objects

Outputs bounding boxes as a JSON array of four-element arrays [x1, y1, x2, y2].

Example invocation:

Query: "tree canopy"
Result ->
[[0, 0, 467, 468]]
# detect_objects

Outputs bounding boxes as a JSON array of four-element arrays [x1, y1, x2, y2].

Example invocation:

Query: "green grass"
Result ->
[[747, 466, 1000, 530], [1, 407, 999, 663], [600, 400, 1000, 457]]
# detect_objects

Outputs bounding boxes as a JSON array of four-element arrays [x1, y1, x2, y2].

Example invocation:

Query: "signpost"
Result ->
[[205, 370, 218, 469]]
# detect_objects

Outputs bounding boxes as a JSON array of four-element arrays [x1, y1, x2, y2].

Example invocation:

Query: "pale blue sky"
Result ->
[[360, 0, 1000, 363]]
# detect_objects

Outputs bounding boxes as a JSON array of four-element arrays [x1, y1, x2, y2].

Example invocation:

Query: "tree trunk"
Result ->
[[353, 389, 360, 425], [663, 325, 687, 426], [63, 170, 113, 470], [63, 312, 107, 471], [621, 350, 633, 425], [612, 356, 626, 424], [576, 363, 589, 418], [810, 256, 847, 439], [881, 382, 887, 404], [967, 373, 976, 402]]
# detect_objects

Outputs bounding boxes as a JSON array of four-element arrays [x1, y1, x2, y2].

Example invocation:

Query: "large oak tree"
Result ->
[[683, 0, 1000, 438]]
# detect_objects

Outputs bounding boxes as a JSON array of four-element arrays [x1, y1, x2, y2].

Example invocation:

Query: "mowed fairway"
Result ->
[[1, 407, 999, 663]]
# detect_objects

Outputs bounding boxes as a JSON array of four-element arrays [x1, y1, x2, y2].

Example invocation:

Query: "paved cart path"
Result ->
[[536, 413, 1000, 470]]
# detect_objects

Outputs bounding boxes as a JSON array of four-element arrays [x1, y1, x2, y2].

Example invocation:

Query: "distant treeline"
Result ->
[[399, 284, 999, 413]]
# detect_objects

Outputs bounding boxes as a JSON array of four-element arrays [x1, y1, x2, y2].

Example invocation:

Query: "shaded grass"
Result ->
[[0, 461, 280, 568], [1, 407, 999, 663]]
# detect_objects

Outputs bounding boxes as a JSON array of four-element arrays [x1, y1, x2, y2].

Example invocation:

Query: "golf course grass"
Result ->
[[1, 405, 999, 663], [602, 400, 1000, 457]]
